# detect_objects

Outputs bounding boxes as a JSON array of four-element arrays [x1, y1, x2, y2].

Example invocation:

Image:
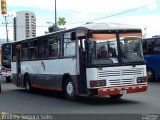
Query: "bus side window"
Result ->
[[38, 37, 47, 59], [153, 39, 160, 53], [63, 32, 76, 57], [30, 48, 37, 59], [12, 44, 16, 62], [48, 35, 60, 58], [29, 40, 38, 60], [21, 42, 29, 60]]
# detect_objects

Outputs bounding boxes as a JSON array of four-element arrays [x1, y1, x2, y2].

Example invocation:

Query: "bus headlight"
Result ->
[[90, 80, 106, 87], [137, 76, 148, 83]]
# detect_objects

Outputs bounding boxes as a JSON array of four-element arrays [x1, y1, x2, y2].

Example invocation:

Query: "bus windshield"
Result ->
[[120, 36, 143, 63], [88, 33, 143, 65]]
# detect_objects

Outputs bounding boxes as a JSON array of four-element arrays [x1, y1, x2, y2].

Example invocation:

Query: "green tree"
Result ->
[[58, 17, 66, 26], [47, 17, 66, 33], [48, 24, 57, 33]]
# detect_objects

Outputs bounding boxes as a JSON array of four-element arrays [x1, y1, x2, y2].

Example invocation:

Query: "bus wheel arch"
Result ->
[[62, 74, 77, 100]]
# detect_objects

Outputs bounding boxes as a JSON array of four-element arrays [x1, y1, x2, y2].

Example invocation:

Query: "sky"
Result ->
[[0, 0, 160, 41]]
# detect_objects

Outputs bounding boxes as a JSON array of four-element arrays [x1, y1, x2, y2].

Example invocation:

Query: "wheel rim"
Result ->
[[66, 82, 74, 96]]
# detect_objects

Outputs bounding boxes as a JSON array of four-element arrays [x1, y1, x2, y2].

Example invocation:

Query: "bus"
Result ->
[[11, 23, 148, 100], [0, 43, 12, 82], [143, 36, 160, 81]]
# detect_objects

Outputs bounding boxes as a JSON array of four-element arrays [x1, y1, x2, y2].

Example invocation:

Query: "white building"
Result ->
[[13, 11, 36, 41]]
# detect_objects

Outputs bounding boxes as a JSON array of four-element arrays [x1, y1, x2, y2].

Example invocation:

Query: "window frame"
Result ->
[[48, 34, 60, 59], [63, 31, 76, 58]]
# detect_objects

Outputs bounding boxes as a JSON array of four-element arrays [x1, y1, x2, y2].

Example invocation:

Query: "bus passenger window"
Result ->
[[48, 35, 60, 58], [49, 44, 59, 57], [63, 32, 76, 57], [30, 48, 37, 59], [22, 49, 28, 60], [64, 41, 75, 56], [29, 39, 38, 60]]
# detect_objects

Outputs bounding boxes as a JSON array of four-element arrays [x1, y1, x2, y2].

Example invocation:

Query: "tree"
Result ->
[[47, 17, 67, 33], [48, 24, 57, 33], [58, 17, 66, 26]]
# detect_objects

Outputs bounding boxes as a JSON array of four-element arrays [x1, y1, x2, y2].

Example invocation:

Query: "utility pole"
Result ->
[[55, 0, 57, 31], [4, 15, 9, 42]]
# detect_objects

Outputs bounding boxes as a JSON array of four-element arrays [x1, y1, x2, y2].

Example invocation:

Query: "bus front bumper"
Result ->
[[98, 84, 148, 96]]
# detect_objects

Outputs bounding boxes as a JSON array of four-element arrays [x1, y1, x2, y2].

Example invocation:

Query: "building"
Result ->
[[13, 11, 36, 41]]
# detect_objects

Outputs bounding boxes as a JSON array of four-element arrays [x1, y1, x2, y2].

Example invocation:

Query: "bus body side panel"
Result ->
[[12, 58, 79, 92], [86, 65, 147, 96], [145, 54, 160, 79]]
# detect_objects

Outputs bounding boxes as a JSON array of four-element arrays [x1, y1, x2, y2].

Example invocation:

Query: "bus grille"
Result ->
[[98, 68, 143, 78], [109, 79, 133, 86]]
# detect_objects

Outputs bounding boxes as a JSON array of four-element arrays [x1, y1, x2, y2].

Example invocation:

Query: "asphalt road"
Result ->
[[0, 78, 160, 114]]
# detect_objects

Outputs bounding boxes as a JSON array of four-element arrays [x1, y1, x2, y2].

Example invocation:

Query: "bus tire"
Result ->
[[64, 79, 76, 100], [110, 94, 123, 99], [147, 68, 155, 82], [25, 75, 32, 92], [6, 76, 11, 83]]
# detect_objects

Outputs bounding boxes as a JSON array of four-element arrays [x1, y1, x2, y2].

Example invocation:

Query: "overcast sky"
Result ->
[[0, 0, 160, 40]]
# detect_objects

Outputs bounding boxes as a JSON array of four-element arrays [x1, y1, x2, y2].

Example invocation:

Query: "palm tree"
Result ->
[[58, 17, 66, 27]]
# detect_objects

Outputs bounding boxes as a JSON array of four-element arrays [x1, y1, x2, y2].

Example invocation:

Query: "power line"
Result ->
[[66, 0, 159, 25], [0, 0, 159, 28]]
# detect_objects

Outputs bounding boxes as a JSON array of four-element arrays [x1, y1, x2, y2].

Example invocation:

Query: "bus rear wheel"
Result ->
[[64, 79, 76, 100], [110, 94, 123, 99]]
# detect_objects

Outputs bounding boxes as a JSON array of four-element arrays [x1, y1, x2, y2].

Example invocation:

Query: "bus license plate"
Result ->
[[120, 90, 126, 94]]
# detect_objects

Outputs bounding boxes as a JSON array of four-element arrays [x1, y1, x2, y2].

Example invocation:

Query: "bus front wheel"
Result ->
[[64, 79, 76, 100]]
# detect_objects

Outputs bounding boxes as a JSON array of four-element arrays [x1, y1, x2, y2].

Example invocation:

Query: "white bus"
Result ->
[[11, 23, 148, 100]]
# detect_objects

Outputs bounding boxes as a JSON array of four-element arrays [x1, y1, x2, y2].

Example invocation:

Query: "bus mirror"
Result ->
[[71, 32, 76, 40]]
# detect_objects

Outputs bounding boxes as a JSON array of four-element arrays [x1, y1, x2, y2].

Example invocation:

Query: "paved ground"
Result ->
[[0, 78, 160, 114]]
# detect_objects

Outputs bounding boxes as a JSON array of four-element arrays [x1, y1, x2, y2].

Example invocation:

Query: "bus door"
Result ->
[[16, 44, 22, 87], [77, 37, 88, 94]]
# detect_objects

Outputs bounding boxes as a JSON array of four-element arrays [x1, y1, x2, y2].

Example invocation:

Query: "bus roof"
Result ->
[[12, 23, 141, 42], [79, 23, 141, 31]]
